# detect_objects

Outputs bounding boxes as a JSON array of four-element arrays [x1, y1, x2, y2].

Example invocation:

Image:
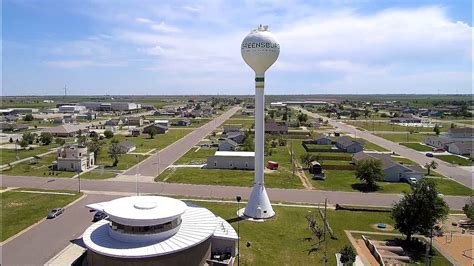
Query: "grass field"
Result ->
[[157, 145, 304, 189], [0, 144, 58, 165], [400, 142, 433, 152], [191, 201, 449, 265], [174, 147, 217, 165], [1, 154, 76, 177], [374, 133, 432, 143], [110, 128, 193, 153], [222, 118, 254, 129], [345, 121, 450, 132], [434, 155, 473, 166], [79, 170, 117, 179], [1, 189, 82, 241]]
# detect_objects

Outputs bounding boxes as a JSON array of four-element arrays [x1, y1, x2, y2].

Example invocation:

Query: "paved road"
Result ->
[[1, 176, 470, 210], [299, 108, 473, 189], [1, 194, 118, 266], [121, 106, 240, 177]]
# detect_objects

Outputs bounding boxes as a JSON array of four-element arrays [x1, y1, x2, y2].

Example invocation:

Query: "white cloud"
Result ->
[[150, 22, 181, 33], [44, 60, 125, 68], [181, 5, 201, 12], [135, 17, 153, 24]]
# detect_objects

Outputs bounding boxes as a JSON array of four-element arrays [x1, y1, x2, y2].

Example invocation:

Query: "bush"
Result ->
[[104, 130, 114, 139]]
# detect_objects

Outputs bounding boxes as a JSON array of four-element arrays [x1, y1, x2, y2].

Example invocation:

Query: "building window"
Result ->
[[71, 163, 74, 169]]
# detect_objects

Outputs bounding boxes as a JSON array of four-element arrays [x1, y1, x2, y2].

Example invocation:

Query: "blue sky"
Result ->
[[2, 0, 472, 96]]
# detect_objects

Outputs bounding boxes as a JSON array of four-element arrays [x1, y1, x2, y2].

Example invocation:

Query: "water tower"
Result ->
[[241, 25, 279, 219]]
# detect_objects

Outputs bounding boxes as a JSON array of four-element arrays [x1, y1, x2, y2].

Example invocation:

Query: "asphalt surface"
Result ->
[[1, 176, 470, 210], [1, 194, 119, 266], [299, 108, 473, 189], [121, 106, 240, 177]]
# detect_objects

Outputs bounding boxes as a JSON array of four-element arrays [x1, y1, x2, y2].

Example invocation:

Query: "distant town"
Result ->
[[1, 94, 473, 265]]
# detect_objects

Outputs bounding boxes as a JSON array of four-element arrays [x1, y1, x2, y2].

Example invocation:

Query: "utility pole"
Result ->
[[323, 198, 328, 266], [236, 196, 242, 266], [77, 169, 81, 193], [136, 154, 140, 196]]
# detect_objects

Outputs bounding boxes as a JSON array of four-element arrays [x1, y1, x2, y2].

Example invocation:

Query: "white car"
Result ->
[[407, 177, 417, 184]]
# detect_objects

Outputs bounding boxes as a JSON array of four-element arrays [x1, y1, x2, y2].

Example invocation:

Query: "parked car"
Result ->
[[93, 211, 107, 222], [425, 152, 434, 157], [47, 208, 64, 219], [433, 148, 445, 152], [407, 177, 417, 185]]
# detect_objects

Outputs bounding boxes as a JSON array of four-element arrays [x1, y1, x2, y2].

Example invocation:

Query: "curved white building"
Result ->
[[83, 196, 238, 266]]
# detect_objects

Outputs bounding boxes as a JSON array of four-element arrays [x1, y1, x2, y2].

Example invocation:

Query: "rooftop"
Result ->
[[214, 151, 255, 157]]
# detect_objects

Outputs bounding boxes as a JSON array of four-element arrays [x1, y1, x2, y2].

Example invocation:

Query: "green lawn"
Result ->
[[1, 154, 75, 177], [375, 133, 432, 143], [434, 155, 473, 166], [345, 121, 450, 132], [79, 170, 117, 179], [157, 145, 304, 189], [95, 151, 149, 170], [425, 176, 473, 196], [174, 147, 217, 165], [190, 201, 449, 265], [222, 118, 254, 129], [400, 142, 433, 152], [363, 141, 389, 152], [0, 144, 58, 165], [111, 128, 194, 153], [1, 189, 82, 241]]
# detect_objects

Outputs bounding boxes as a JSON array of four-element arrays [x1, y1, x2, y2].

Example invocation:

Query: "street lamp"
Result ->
[[236, 195, 242, 266]]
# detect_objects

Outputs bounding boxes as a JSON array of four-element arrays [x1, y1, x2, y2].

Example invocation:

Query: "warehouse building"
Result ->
[[206, 151, 254, 170]]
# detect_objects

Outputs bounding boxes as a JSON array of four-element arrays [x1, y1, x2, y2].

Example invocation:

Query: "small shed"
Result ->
[[267, 161, 279, 170], [309, 161, 323, 175]]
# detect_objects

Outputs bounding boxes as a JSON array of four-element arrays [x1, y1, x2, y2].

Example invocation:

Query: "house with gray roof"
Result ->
[[447, 141, 473, 157], [226, 131, 246, 144], [335, 136, 363, 153], [218, 139, 239, 151], [118, 141, 136, 153], [314, 136, 332, 145], [352, 152, 424, 182]]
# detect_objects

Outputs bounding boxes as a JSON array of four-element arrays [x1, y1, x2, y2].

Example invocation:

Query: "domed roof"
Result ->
[[96, 196, 188, 226], [241, 25, 280, 75]]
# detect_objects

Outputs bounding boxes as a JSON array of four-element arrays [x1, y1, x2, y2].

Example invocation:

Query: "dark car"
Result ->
[[47, 208, 64, 219], [93, 211, 107, 222], [426, 152, 434, 157]]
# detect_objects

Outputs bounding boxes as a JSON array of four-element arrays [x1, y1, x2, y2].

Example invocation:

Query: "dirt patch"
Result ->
[[434, 234, 474, 265], [6, 202, 27, 208], [371, 223, 394, 232]]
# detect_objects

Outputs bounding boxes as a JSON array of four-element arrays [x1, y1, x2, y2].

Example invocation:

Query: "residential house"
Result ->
[[226, 131, 246, 144], [335, 136, 363, 153], [447, 142, 473, 156], [52, 118, 65, 124], [218, 139, 239, 151], [130, 128, 141, 137], [314, 136, 332, 145], [223, 124, 242, 134], [424, 128, 474, 150], [47, 124, 88, 137], [352, 152, 424, 182], [206, 151, 254, 170], [127, 116, 143, 127], [265, 119, 288, 135], [55, 145, 94, 172], [143, 124, 168, 134], [118, 141, 136, 154], [175, 119, 191, 126], [154, 120, 170, 127]]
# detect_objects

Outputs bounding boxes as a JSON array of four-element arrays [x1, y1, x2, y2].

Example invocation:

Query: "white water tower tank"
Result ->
[[241, 25, 280, 75]]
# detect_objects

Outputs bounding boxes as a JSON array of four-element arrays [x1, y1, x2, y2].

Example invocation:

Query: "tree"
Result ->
[[87, 138, 104, 161], [22, 132, 36, 144], [108, 139, 124, 167], [269, 110, 275, 119], [77, 135, 87, 146], [339, 245, 356, 265], [104, 130, 114, 139], [39, 132, 53, 145], [391, 179, 448, 242], [9, 137, 13, 143], [19, 138, 29, 148], [462, 199, 474, 221], [297, 113, 308, 124], [282, 112, 288, 121], [355, 159, 384, 188], [300, 153, 312, 168], [147, 127, 158, 139], [55, 138, 66, 146], [433, 124, 440, 135], [364, 109, 370, 118], [424, 160, 438, 176], [24, 113, 34, 121]]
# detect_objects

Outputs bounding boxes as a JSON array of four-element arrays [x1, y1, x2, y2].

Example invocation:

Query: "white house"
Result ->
[[447, 142, 473, 156], [206, 151, 254, 170], [55, 145, 94, 172]]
